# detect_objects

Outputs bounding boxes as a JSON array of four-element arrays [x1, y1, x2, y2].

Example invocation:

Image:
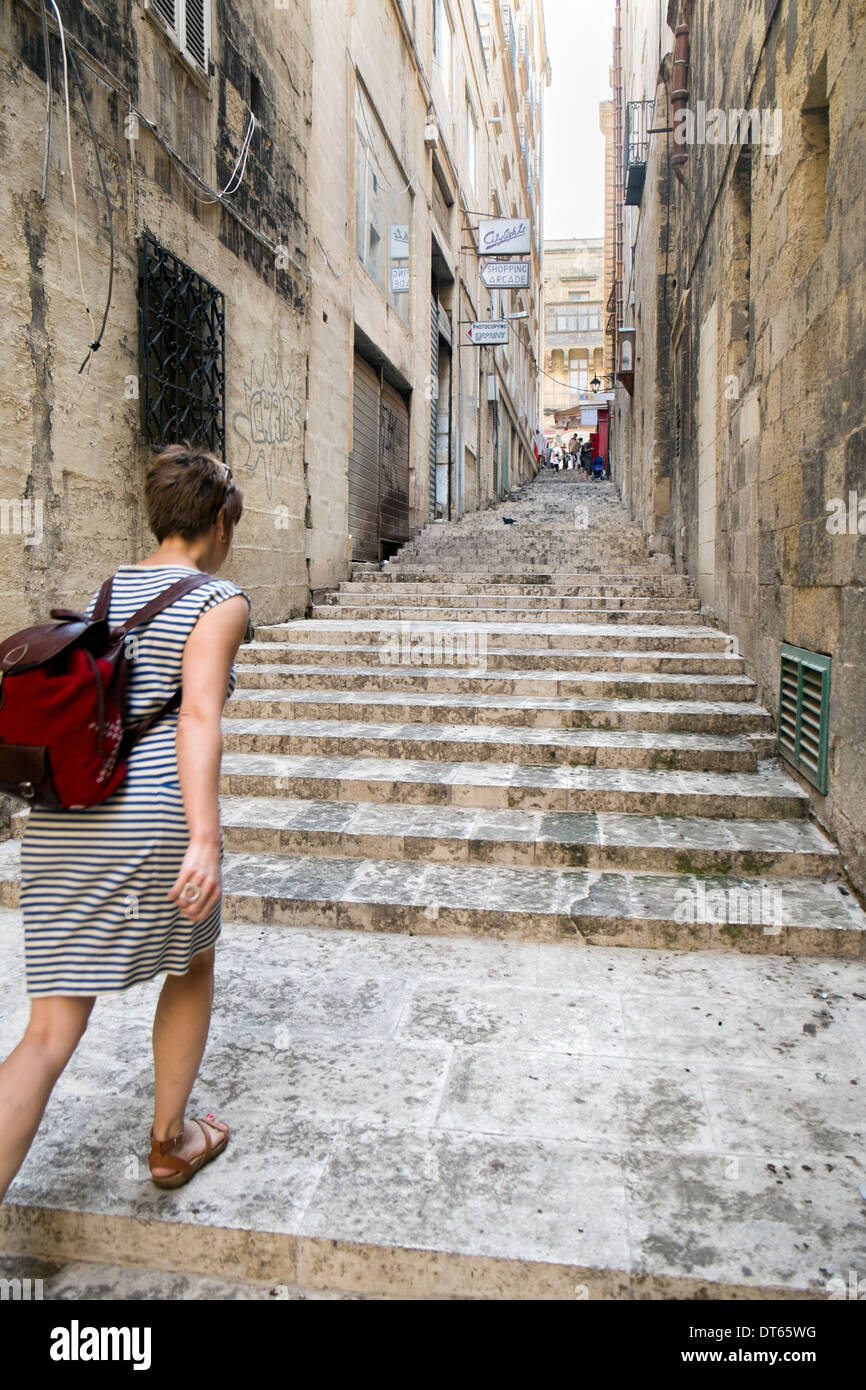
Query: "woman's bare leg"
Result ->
[[150, 947, 226, 1177], [0, 996, 95, 1202]]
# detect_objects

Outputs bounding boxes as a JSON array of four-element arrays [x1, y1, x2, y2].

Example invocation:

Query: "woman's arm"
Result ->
[[168, 594, 250, 923]]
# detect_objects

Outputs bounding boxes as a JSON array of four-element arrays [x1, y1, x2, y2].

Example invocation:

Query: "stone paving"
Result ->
[[1, 470, 865, 1298]]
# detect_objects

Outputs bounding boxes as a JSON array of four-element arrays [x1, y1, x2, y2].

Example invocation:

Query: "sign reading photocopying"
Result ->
[[481, 260, 531, 289], [389, 224, 410, 260], [467, 320, 509, 346], [390, 266, 410, 293], [478, 217, 532, 257]]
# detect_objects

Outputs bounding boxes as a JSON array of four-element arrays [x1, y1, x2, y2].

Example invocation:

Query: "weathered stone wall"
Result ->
[[0, 0, 312, 629], [615, 0, 866, 892]]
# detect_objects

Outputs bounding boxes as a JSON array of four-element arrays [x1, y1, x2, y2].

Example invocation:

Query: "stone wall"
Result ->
[[614, 0, 866, 893], [0, 0, 312, 629]]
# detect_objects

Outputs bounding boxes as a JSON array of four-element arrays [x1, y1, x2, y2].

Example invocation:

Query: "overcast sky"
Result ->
[[542, 0, 616, 240]]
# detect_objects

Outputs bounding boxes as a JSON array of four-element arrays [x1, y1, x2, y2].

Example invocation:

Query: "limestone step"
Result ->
[[341, 579, 696, 597], [4, 915, 865, 1296], [215, 799, 839, 877], [221, 718, 759, 773], [237, 645, 750, 677], [218, 857, 865, 956], [365, 569, 692, 585], [215, 754, 808, 818], [0, 845, 858, 953], [256, 621, 732, 653], [326, 592, 702, 612], [311, 605, 703, 624], [0, 1255, 376, 1301], [227, 688, 773, 736]]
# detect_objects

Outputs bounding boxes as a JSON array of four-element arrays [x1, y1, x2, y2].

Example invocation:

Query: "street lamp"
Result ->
[[590, 375, 601, 394]]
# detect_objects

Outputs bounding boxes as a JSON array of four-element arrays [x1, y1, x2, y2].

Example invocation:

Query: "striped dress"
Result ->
[[21, 565, 250, 998]]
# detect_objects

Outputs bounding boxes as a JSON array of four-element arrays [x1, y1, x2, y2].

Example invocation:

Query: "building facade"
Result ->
[[541, 236, 605, 443], [0, 0, 313, 630], [0, 0, 549, 635], [306, 0, 550, 588], [607, 0, 866, 893]]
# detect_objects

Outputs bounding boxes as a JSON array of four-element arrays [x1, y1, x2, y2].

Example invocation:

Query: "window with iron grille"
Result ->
[[139, 231, 226, 457], [778, 643, 831, 794], [145, 0, 211, 77]]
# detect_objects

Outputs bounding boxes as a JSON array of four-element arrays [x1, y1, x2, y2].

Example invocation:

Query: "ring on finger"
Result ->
[[182, 883, 202, 903]]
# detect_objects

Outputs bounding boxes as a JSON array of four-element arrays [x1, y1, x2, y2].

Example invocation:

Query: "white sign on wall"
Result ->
[[478, 217, 532, 257], [580, 408, 599, 428], [390, 266, 410, 294], [481, 260, 531, 289], [389, 224, 410, 259], [467, 320, 509, 345]]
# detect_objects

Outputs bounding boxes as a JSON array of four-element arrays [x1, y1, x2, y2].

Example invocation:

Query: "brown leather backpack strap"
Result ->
[[118, 573, 217, 755], [92, 577, 114, 622], [117, 573, 216, 636], [122, 688, 184, 755]]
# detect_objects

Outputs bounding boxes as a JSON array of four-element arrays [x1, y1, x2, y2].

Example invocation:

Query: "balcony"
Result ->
[[625, 99, 654, 206]]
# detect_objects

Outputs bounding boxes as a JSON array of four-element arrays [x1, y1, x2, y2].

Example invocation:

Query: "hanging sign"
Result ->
[[389, 224, 410, 259], [478, 217, 532, 257], [390, 266, 410, 293], [481, 260, 531, 289], [467, 320, 509, 345]]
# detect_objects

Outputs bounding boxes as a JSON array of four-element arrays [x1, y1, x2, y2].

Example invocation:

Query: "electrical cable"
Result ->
[[355, 84, 415, 197], [18, 0, 302, 278], [47, 0, 93, 373], [662, 65, 673, 331], [177, 109, 257, 204], [66, 40, 115, 375], [38, 0, 52, 200]]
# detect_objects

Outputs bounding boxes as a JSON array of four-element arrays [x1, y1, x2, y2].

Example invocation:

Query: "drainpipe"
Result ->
[[671, 19, 690, 185]]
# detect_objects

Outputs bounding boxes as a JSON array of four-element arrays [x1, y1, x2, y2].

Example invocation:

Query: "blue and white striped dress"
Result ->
[[21, 565, 250, 998]]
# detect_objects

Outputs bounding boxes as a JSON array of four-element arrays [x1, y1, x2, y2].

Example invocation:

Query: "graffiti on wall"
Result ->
[[232, 352, 305, 499]]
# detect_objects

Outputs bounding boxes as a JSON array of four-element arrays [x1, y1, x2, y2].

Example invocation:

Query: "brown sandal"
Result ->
[[148, 1114, 230, 1189]]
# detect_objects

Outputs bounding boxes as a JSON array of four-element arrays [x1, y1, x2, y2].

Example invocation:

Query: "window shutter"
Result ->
[[151, 0, 177, 31], [778, 644, 831, 794], [183, 0, 208, 72]]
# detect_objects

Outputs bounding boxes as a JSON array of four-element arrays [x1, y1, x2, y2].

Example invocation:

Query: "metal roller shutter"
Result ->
[[348, 354, 381, 561], [379, 381, 410, 551], [429, 295, 439, 518]]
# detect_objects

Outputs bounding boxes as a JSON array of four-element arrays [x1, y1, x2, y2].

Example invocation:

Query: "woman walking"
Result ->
[[0, 446, 250, 1200]]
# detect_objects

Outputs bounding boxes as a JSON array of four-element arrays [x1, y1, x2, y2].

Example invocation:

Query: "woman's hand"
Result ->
[[168, 837, 222, 922]]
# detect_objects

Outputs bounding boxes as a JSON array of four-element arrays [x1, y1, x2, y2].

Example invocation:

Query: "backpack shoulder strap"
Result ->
[[116, 573, 216, 636], [118, 573, 219, 756], [92, 577, 114, 622]]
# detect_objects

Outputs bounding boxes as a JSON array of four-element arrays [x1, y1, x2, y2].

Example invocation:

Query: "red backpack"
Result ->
[[0, 572, 212, 809]]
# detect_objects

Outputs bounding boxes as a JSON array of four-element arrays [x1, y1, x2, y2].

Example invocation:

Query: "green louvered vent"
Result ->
[[778, 644, 831, 795]]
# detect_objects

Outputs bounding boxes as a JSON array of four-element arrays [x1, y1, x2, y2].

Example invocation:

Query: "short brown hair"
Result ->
[[145, 445, 244, 542]]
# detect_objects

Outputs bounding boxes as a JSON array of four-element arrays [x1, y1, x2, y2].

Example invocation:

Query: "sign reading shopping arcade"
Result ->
[[481, 260, 531, 289]]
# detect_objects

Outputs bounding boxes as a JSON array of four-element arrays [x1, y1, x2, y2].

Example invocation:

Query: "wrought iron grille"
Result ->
[[626, 99, 654, 168], [139, 231, 226, 456]]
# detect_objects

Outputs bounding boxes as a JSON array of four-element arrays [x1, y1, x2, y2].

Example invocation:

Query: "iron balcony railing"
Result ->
[[625, 98, 654, 205]]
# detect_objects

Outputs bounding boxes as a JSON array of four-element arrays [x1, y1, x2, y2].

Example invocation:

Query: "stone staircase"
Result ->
[[1, 470, 865, 1299], [212, 473, 860, 957]]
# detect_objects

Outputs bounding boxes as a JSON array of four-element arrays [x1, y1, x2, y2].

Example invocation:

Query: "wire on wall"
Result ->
[[18, 0, 310, 288], [37, 0, 52, 200], [66, 40, 115, 376]]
